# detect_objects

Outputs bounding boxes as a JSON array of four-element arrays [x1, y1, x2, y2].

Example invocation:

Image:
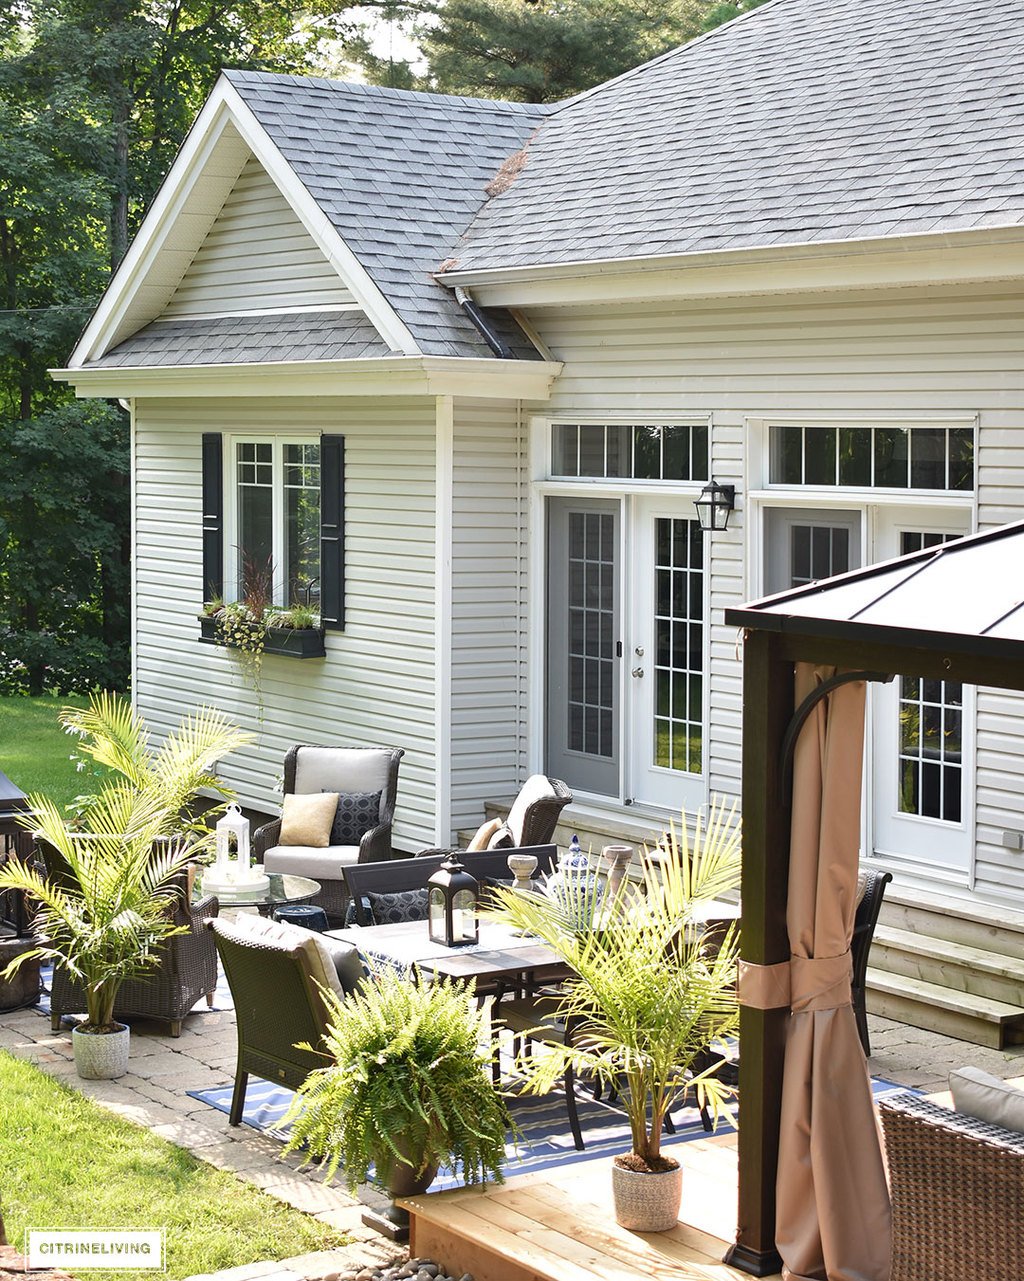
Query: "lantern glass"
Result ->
[[428, 886, 447, 944], [451, 888, 478, 945]]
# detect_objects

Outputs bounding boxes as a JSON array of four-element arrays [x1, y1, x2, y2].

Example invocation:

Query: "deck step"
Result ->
[[878, 887, 1024, 960], [865, 966, 1024, 1049], [871, 925, 1024, 1007]]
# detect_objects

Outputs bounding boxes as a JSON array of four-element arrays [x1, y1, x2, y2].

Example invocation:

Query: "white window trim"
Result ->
[[225, 433, 320, 606]]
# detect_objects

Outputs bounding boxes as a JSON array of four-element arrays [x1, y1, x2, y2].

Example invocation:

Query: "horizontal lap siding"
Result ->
[[162, 156, 354, 317], [133, 396, 437, 850], [525, 283, 1024, 901], [449, 400, 524, 840]]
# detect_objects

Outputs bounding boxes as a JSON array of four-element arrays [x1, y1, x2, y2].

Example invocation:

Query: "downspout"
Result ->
[[455, 286, 515, 359]]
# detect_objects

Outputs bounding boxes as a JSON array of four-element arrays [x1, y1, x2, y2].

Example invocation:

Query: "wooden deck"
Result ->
[[401, 1135, 780, 1281]]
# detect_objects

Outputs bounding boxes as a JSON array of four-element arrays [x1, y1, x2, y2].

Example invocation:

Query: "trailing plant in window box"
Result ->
[[198, 603, 326, 660]]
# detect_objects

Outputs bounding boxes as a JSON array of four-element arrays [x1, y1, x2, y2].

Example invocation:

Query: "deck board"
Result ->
[[402, 1136, 782, 1281]]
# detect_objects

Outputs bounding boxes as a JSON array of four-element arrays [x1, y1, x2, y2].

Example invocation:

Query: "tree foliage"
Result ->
[[346, 0, 772, 102]]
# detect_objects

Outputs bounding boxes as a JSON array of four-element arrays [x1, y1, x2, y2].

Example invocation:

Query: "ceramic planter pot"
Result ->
[[611, 1157, 683, 1232], [363, 1144, 439, 1242], [72, 1022, 130, 1080]]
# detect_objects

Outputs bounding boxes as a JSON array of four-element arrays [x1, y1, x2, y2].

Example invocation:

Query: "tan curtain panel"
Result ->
[[774, 664, 891, 1281]]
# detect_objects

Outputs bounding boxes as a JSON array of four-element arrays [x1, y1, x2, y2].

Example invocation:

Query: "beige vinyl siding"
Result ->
[[525, 281, 1024, 903], [162, 156, 355, 318], [448, 399, 525, 839], [132, 395, 437, 851]]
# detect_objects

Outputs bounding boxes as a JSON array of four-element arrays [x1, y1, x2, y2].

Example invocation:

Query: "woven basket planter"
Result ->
[[611, 1158, 683, 1232]]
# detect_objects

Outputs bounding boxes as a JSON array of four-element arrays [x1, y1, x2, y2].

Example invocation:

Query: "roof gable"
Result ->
[[453, 0, 1024, 274]]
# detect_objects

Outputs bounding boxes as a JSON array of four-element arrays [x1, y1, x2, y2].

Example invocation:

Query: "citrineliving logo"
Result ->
[[27, 1230, 166, 1270]]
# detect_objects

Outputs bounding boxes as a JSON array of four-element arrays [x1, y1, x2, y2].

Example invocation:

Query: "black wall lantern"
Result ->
[[427, 854, 480, 947], [694, 478, 736, 532]]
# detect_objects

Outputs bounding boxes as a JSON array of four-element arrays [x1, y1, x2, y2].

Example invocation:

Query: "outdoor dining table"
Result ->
[[326, 918, 567, 992]]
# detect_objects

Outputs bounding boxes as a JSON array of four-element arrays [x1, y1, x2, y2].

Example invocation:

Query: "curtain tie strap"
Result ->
[[738, 952, 853, 1012]]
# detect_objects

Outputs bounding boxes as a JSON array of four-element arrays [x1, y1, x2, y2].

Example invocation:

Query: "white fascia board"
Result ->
[[440, 225, 1024, 309], [69, 76, 420, 368], [50, 355, 563, 401], [219, 80, 419, 356]]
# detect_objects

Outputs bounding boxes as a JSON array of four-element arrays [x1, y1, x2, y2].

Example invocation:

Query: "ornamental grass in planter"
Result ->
[[282, 967, 510, 1235], [486, 797, 741, 1233]]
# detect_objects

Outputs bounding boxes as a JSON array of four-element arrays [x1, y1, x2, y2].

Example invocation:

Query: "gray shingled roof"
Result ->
[[91, 311, 393, 367], [453, 0, 1024, 271], [226, 72, 547, 358]]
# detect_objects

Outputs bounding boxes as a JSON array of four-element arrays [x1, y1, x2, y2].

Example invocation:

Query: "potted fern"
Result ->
[[282, 967, 510, 1239], [487, 799, 741, 1232]]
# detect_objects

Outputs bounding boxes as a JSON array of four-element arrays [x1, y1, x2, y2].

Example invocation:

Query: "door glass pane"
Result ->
[[896, 530, 963, 823], [567, 512, 615, 758], [789, 524, 850, 587], [653, 518, 703, 774]]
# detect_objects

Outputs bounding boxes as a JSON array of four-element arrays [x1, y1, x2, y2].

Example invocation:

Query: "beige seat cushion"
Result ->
[[467, 818, 503, 852], [279, 792, 339, 848], [263, 844, 360, 880], [226, 911, 352, 1002], [950, 1066, 1024, 1133]]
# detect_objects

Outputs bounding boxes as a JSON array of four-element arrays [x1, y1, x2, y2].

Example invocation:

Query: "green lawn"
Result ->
[[0, 1051, 347, 1280], [0, 694, 95, 810]]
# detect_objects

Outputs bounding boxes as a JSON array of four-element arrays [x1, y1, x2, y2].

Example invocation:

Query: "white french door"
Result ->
[[871, 508, 973, 877], [544, 494, 705, 810]]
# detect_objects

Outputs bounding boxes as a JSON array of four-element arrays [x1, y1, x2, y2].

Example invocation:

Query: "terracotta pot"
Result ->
[[72, 1022, 130, 1080], [611, 1157, 683, 1232]]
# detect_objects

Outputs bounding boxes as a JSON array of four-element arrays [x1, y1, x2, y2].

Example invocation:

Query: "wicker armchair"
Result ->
[[461, 775, 573, 852], [209, 915, 339, 1124], [878, 1090, 1024, 1281], [37, 841, 219, 1038], [253, 744, 404, 923]]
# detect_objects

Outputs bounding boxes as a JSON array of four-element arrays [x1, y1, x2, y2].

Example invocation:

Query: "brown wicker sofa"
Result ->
[[878, 1089, 1024, 1281]]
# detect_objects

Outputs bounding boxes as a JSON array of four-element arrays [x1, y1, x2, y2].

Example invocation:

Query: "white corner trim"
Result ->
[[68, 76, 421, 368], [434, 394, 455, 845], [219, 81, 420, 357]]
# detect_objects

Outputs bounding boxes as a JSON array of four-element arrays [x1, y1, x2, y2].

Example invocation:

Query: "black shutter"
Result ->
[[201, 433, 224, 602], [320, 434, 345, 630]]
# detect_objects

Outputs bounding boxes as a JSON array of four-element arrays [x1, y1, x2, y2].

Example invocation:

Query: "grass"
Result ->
[[0, 694, 96, 811], [0, 1051, 347, 1280]]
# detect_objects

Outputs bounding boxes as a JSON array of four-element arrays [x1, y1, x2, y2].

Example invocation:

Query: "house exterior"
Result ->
[[56, 0, 1024, 920]]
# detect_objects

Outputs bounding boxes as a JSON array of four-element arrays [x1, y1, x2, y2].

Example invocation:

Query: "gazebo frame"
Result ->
[[722, 520, 1024, 1275]]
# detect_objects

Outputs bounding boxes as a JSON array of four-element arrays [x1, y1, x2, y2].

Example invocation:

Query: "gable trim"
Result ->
[[68, 76, 420, 369]]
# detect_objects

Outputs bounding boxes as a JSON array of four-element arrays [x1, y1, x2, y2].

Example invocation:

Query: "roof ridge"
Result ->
[[223, 67, 549, 115], [546, 0, 794, 116]]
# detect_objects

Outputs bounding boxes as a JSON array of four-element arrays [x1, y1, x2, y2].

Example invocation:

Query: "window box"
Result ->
[[197, 615, 326, 659]]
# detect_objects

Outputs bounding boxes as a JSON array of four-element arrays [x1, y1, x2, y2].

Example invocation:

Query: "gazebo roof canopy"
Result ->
[[726, 519, 1024, 664]]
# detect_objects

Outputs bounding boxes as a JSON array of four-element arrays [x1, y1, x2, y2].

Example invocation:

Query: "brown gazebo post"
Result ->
[[724, 629, 792, 1277]]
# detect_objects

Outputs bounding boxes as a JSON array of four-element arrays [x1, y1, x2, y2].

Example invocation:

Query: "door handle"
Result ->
[[632, 666, 644, 678]]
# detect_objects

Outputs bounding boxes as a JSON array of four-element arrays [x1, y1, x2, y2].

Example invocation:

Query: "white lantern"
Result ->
[[215, 803, 250, 882]]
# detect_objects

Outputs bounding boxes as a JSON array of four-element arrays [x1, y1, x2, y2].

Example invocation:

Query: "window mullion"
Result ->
[[272, 440, 285, 607]]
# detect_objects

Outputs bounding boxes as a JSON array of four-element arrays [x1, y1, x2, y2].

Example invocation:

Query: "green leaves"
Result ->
[[486, 797, 742, 1165], [283, 968, 510, 1192]]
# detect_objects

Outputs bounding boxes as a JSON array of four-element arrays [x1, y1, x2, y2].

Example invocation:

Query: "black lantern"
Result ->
[[427, 854, 480, 947], [694, 478, 735, 532]]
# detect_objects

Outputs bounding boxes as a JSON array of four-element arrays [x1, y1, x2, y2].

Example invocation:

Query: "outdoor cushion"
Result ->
[[366, 888, 429, 925], [294, 747, 393, 794], [950, 1066, 1024, 1134], [325, 789, 382, 845], [225, 911, 358, 1002], [263, 844, 360, 880], [486, 821, 515, 850], [467, 818, 503, 851], [279, 792, 338, 848]]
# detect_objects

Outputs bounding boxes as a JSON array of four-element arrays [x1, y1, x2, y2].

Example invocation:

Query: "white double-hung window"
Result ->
[[232, 439, 321, 607]]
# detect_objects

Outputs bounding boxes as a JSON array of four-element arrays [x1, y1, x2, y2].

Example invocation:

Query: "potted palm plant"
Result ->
[[0, 788, 206, 1079], [487, 798, 742, 1233], [282, 966, 510, 1239], [0, 696, 253, 1078]]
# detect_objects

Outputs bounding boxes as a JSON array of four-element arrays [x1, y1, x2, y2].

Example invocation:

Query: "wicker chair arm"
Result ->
[[188, 894, 219, 930], [358, 821, 393, 863], [253, 819, 282, 858]]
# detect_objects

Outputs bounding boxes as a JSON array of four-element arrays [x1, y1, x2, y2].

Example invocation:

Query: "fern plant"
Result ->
[[486, 797, 742, 1170], [0, 787, 207, 1031], [282, 968, 510, 1192]]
